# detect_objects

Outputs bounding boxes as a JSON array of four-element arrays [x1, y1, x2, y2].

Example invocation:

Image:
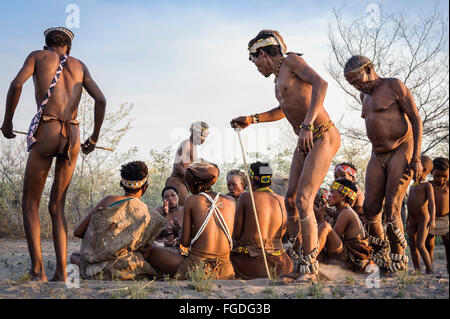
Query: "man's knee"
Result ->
[[296, 192, 313, 213], [48, 201, 62, 216], [285, 192, 297, 209]]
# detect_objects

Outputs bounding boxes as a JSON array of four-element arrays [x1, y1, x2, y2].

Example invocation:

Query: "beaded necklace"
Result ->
[[274, 57, 286, 83], [256, 186, 274, 193]]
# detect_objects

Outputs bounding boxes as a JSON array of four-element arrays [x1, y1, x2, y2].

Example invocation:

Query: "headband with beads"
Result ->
[[121, 176, 148, 189], [330, 181, 357, 201]]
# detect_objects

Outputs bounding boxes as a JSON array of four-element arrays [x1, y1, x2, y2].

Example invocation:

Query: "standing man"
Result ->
[[165, 121, 209, 206], [344, 55, 423, 272], [231, 30, 341, 280], [1, 27, 106, 281]]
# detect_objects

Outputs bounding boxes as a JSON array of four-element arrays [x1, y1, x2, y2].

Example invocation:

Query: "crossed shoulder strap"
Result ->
[[190, 192, 233, 250]]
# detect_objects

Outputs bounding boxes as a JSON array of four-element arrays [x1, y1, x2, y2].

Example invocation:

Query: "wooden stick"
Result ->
[[13, 130, 114, 152], [235, 128, 272, 280]]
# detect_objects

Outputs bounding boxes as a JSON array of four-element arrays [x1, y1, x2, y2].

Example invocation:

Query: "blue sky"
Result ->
[[0, 0, 448, 163]]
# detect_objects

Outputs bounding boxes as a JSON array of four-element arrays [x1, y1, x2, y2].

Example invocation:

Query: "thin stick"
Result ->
[[12, 130, 114, 152], [235, 128, 272, 280]]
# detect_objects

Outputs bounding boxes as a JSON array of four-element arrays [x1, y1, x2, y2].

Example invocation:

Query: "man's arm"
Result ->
[[81, 62, 106, 154], [286, 54, 328, 153], [230, 106, 285, 129], [391, 78, 423, 181], [1, 52, 37, 138]]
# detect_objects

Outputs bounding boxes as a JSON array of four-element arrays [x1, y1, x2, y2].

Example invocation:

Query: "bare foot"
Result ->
[[30, 271, 48, 282], [295, 273, 318, 283], [50, 273, 67, 282]]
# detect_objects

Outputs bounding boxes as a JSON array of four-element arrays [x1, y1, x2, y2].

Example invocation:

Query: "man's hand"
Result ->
[[297, 129, 314, 155], [0, 122, 16, 139], [428, 219, 435, 231], [230, 116, 252, 129], [409, 158, 423, 183], [81, 137, 96, 155]]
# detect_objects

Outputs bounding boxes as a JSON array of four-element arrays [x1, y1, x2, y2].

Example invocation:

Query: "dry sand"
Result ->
[[0, 238, 448, 299]]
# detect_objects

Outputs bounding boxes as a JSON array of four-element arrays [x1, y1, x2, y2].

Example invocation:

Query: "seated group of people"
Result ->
[[69, 158, 376, 281]]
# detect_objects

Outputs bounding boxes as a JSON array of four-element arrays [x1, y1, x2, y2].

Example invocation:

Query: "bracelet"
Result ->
[[88, 137, 97, 145], [251, 113, 259, 124], [299, 123, 314, 131], [179, 243, 190, 256]]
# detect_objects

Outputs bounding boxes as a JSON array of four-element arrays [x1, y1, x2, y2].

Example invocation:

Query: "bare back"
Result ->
[[361, 78, 413, 153], [32, 50, 84, 120], [234, 191, 287, 242], [181, 192, 235, 255], [334, 208, 365, 240]]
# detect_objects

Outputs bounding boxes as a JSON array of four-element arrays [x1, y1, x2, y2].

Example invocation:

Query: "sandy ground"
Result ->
[[0, 239, 448, 299]]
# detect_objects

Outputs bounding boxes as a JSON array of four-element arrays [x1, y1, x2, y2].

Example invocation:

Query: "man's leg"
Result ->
[[284, 146, 304, 250], [143, 246, 185, 277], [295, 127, 341, 278], [22, 149, 54, 281], [364, 152, 389, 269], [48, 141, 80, 282], [383, 141, 412, 271]]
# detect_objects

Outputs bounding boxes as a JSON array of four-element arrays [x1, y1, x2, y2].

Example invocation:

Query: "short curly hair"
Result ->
[[344, 55, 374, 75], [45, 30, 72, 48], [119, 161, 148, 193]]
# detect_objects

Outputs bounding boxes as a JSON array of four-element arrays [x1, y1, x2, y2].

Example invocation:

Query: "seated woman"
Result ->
[[155, 186, 184, 250], [312, 178, 373, 273], [226, 169, 247, 202], [142, 161, 236, 280], [70, 161, 165, 280]]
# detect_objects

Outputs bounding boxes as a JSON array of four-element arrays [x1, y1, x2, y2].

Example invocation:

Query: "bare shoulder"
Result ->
[[285, 53, 306, 69], [387, 78, 408, 95], [221, 194, 236, 204], [340, 208, 357, 219], [97, 195, 118, 208]]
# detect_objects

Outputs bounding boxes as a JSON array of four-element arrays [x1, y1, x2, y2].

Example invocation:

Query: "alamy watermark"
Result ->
[[65, 4, 80, 29], [365, 3, 381, 29], [65, 264, 80, 289]]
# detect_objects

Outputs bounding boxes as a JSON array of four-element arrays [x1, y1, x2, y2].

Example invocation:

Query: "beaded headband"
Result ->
[[248, 168, 272, 184], [190, 122, 209, 135], [335, 164, 357, 179], [121, 176, 148, 190], [248, 35, 287, 55], [44, 27, 74, 41], [347, 61, 372, 74], [331, 181, 357, 201]]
